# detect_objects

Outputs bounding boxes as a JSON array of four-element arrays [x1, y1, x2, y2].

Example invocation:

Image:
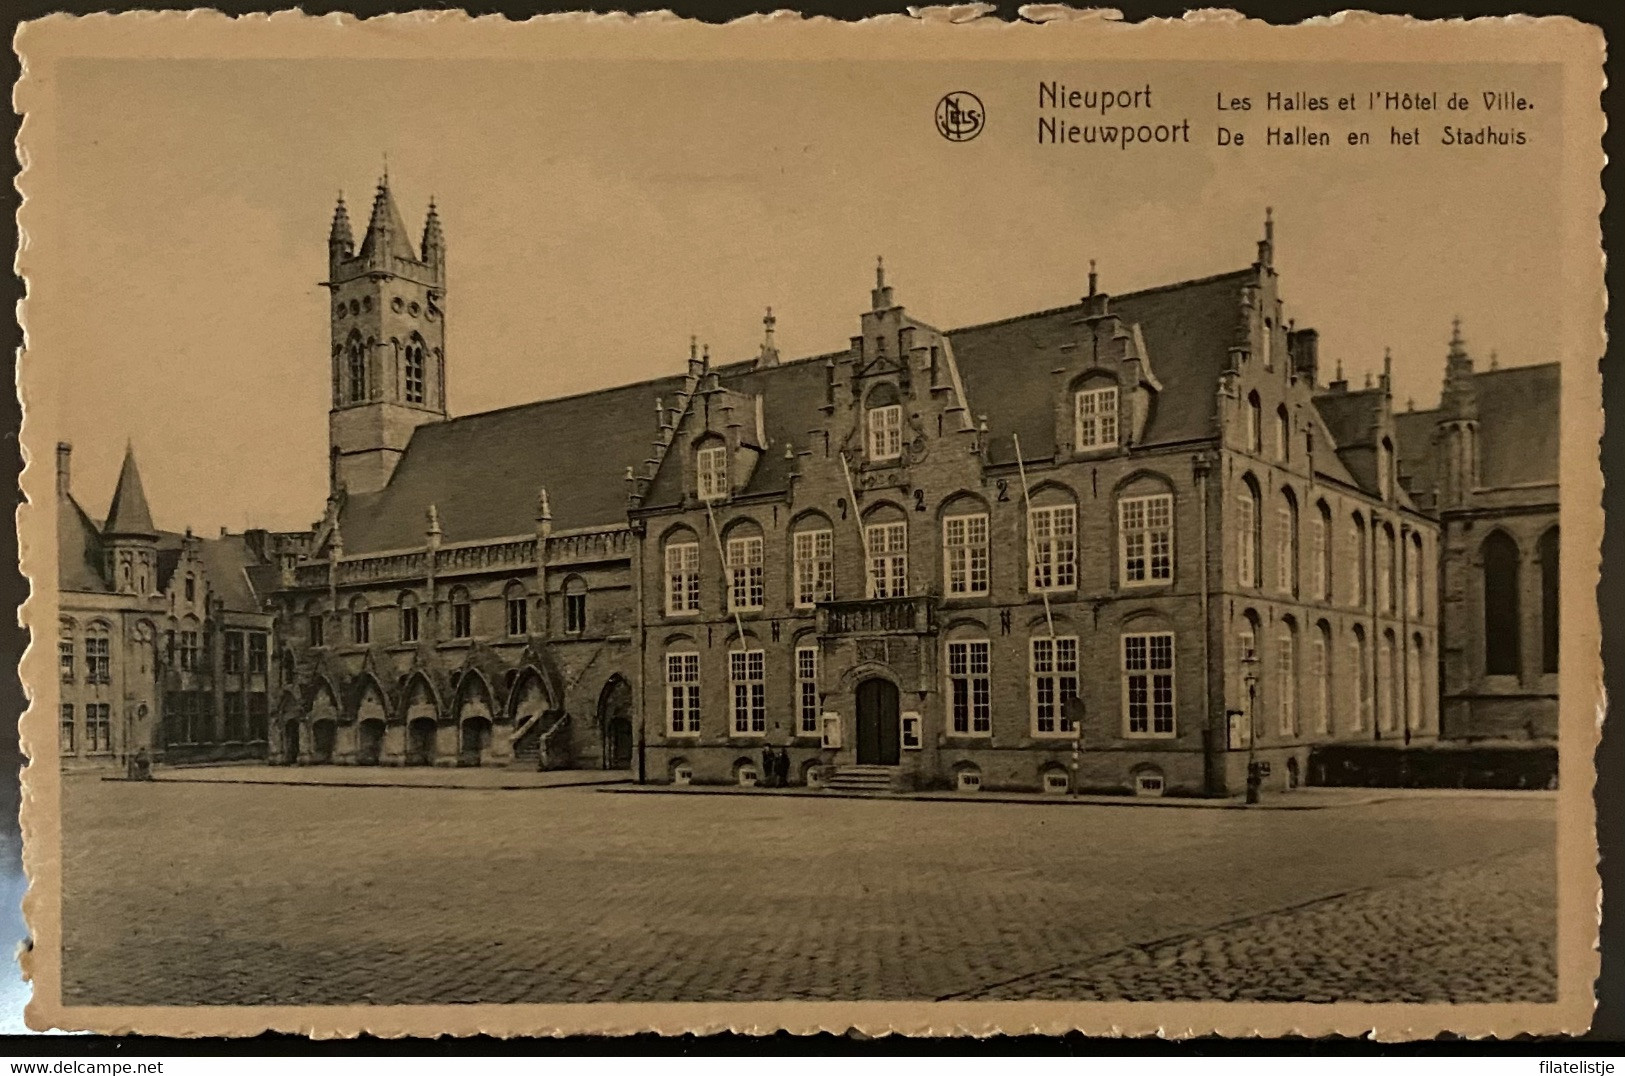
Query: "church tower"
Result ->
[[325, 174, 448, 496], [1434, 317, 1480, 509]]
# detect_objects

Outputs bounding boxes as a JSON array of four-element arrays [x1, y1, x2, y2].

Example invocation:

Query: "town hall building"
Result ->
[[257, 177, 1561, 797]]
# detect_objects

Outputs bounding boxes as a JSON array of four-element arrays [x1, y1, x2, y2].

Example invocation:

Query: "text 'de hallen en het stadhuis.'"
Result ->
[[1034, 81, 1535, 149]]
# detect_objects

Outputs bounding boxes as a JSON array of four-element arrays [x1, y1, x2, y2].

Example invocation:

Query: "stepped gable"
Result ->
[[638, 352, 838, 510], [337, 373, 690, 554]]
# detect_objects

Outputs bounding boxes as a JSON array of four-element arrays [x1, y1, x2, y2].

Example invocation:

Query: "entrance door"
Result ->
[[855, 678, 901, 766], [357, 719, 384, 766], [407, 718, 437, 766], [459, 718, 490, 768], [311, 720, 336, 764], [282, 719, 301, 765], [605, 717, 633, 769]]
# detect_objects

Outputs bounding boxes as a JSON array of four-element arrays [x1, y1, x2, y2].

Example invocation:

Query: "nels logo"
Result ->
[[935, 91, 985, 143]]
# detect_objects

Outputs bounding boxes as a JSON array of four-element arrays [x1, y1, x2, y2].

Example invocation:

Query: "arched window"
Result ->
[[1274, 405, 1290, 462], [1119, 478, 1174, 587], [941, 495, 990, 598], [1482, 530, 1522, 675], [1351, 625, 1370, 731], [1379, 523, 1397, 614], [1074, 379, 1119, 451], [695, 438, 728, 501], [564, 576, 588, 634], [58, 619, 75, 684], [1276, 488, 1299, 594], [1407, 633, 1424, 734], [1276, 621, 1297, 736], [504, 581, 528, 637], [1314, 500, 1333, 600], [1237, 477, 1261, 587], [1350, 513, 1368, 607], [404, 338, 426, 405], [1378, 629, 1397, 733], [663, 527, 701, 615], [449, 585, 473, 640], [1540, 527, 1559, 674], [349, 595, 370, 645], [863, 504, 908, 599], [866, 383, 904, 460], [790, 513, 835, 609], [398, 591, 419, 644], [1407, 531, 1424, 618], [724, 520, 767, 612], [1027, 485, 1078, 593], [1313, 621, 1333, 734], [1245, 392, 1262, 454], [347, 335, 367, 404]]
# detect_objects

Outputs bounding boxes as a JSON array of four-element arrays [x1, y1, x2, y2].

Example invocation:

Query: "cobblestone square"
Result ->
[[59, 776, 1556, 1006]]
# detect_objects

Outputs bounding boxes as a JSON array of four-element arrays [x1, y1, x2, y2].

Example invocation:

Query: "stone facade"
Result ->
[[56, 442, 284, 769]]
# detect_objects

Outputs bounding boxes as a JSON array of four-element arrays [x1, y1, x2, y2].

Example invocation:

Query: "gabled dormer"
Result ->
[[672, 345, 766, 505], [1050, 262, 1162, 458]]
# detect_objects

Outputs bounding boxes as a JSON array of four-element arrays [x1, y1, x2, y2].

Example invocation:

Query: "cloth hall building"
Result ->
[[255, 177, 1493, 797]]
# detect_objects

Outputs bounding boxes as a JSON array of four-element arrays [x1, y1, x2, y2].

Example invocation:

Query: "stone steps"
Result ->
[[822, 765, 898, 793]]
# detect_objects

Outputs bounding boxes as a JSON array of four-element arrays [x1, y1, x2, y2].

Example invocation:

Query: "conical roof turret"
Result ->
[[104, 443, 156, 539]]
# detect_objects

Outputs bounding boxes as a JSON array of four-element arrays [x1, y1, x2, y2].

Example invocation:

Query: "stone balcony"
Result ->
[[816, 595, 938, 637]]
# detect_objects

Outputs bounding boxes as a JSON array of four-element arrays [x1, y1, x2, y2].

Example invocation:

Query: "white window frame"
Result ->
[[1123, 631, 1176, 738], [399, 603, 420, 644], [729, 648, 766, 737], [1028, 504, 1077, 592], [506, 593, 528, 637], [1120, 493, 1174, 587], [867, 404, 904, 461], [792, 528, 834, 609], [696, 444, 729, 502], [865, 521, 908, 599], [1311, 510, 1329, 601], [665, 651, 701, 736], [943, 512, 990, 597], [1276, 627, 1296, 736], [1277, 502, 1297, 594], [901, 713, 923, 750], [665, 541, 701, 615], [946, 639, 991, 736], [795, 645, 820, 737], [1312, 628, 1331, 734], [1031, 636, 1080, 737], [1237, 491, 1258, 587], [1074, 386, 1120, 450], [726, 535, 765, 612]]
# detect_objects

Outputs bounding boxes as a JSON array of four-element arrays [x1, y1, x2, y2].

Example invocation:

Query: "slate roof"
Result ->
[[343, 264, 1396, 549], [198, 533, 270, 614], [104, 446, 156, 537], [1390, 363, 1560, 500], [338, 373, 694, 552], [58, 492, 109, 594]]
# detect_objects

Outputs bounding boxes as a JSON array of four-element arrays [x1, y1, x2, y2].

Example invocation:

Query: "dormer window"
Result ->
[[696, 443, 728, 501], [867, 404, 903, 461], [1074, 386, 1119, 450]]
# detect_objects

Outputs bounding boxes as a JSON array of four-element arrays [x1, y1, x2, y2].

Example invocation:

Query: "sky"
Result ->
[[36, 57, 1562, 534]]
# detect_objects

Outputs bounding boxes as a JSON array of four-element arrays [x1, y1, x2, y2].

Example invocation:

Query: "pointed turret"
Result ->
[[105, 443, 156, 538], [870, 256, 895, 311], [358, 174, 417, 264], [421, 197, 445, 270], [328, 193, 354, 265], [1438, 316, 1479, 422], [1435, 316, 1481, 508]]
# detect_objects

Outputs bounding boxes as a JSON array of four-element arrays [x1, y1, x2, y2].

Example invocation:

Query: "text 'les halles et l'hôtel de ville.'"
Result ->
[[1034, 81, 1533, 148]]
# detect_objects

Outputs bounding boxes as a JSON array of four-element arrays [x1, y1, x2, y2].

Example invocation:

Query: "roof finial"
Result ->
[[1407, 396, 1416, 412], [381, 150, 389, 188], [1088, 259, 1098, 297], [1264, 205, 1274, 245], [1489, 348, 1499, 370], [536, 487, 551, 523], [689, 335, 698, 363], [1383, 347, 1393, 387], [1336, 358, 1344, 381], [876, 255, 886, 291]]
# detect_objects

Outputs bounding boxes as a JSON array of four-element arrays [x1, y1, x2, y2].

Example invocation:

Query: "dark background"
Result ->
[[0, 0, 1617, 1052]]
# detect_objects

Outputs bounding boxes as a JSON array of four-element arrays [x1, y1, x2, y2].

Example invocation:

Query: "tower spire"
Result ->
[[1439, 316, 1478, 422], [329, 192, 354, 260], [105, 442, 157, 538], [421, 196, 445, 268], [359, 172, 416, 263]]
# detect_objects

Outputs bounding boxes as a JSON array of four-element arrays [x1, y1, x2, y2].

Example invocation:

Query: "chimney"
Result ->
[[55, 442, 71, 497], [1287, 327, 1320, 386]]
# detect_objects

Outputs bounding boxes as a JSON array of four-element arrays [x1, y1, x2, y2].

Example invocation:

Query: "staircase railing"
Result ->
[[537, 713, 572, 770]]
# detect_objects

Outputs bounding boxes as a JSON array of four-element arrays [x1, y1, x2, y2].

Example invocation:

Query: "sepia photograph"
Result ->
[[13, 13, 1604, 1038]]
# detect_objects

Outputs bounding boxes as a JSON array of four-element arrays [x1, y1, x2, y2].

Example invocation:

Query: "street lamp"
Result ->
[[1242, 646, 1261, 805]]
